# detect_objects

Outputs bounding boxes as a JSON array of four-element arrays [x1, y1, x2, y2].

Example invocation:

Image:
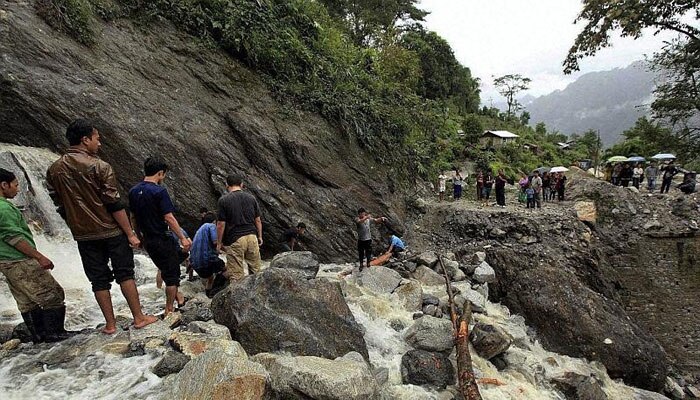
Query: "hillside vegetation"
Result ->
[[35, 0, 589, 180]]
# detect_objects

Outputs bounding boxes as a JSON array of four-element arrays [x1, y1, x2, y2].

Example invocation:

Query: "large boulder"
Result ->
[[469, 323, 513, 360], [170, 350, 271, 399], [252, 352, 379, 400], [400, 350, 455, 389], [404, 316, 453, 352], [358, 266, 402, 294], [211, 268, 369, 360], [412, 266, 445, 286], [415, 251, 438, 268], [269, 251, 320, 279], [391, 280, 423, 312], [489, 252, 669, 391]]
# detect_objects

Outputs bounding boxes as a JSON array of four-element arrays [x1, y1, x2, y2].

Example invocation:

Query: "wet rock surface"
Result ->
[[400, 349, 455, 389], [152, 350, 191, 378], [269, 251, 320, 279], [211, 268, 369, 360], [469, 323, 513, 360], [252, 352, 379, 400], [358, 266, 402, 294], [404, 316, 453, 352], [169, 350, 271, 399]]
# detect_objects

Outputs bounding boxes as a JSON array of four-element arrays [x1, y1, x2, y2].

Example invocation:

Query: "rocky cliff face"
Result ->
[[0, 1, 405, 261]]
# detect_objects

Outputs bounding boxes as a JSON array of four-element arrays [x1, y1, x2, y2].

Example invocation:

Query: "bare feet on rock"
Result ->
[[101, 325, 117, 335], [133, 314, 158, 329]]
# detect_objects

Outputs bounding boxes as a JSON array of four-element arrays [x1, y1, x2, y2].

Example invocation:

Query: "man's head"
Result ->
[[296, 222, 306, 235], [226, 174, 244, 188], [534, 170, 540, 176], [202, 212, 216, 224], [144, 157, 168, 183], [66, 119, 100, 154], [357, 207, 367, 218], [0, 169, 18, 199]]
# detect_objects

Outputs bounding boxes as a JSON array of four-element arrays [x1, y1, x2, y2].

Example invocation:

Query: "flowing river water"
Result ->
[[0, 145, 667, 399]]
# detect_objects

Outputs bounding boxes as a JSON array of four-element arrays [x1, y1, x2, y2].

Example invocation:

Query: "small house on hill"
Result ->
[[480, 130, 519, 148]]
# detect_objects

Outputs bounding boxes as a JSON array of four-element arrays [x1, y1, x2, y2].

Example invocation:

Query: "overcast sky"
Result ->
[[419, 0, 675, 103]]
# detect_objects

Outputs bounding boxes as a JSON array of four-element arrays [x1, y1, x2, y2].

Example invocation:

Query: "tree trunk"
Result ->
[[437, 256, 482, 400]]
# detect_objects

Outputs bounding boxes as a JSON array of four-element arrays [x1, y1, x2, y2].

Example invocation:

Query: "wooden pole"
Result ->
[[437, 256, 482, 400]]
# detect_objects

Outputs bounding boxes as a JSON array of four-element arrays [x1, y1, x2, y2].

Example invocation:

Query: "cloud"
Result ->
[[419, 0, 676, 101]]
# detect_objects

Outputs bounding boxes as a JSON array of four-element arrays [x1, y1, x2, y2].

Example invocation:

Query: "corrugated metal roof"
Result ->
[[483, 130, 519, 138]]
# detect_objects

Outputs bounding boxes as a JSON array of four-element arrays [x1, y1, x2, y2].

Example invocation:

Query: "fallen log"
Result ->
[[437, 256, 482, 400]]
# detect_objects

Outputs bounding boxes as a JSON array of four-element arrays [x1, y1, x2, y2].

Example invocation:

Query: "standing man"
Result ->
[[0, 168, 73, 343], [355, 208, 385, 270], [47, 119, 157, 334], [645, 163, 658, 192], [660, 162, 679, 194], [530, 170, 543, 209], [129, 157, 192, 316], [495, 169, 507, 208], [280, 222, 306, 252], [437, 173, 447, 202], [216, 174, 263, 282]]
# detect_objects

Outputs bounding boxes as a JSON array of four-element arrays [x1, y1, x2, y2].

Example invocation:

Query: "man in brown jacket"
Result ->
[[47, 119, 157, 334]]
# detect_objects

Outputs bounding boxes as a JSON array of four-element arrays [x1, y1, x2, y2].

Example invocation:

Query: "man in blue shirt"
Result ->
[[386, 233, 405, 258], [129, 157, 191, 316], [190, 212, 225, 297]]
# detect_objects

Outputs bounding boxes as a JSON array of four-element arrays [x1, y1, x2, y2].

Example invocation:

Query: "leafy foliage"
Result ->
[[564, 0, 700, 74], [493, 74, 531, 117]]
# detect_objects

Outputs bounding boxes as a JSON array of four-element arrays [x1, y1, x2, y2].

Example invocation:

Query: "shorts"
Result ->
[[194, 258, 225, 279], [77, 234, 135, 292], [144, 234, 181, 287]]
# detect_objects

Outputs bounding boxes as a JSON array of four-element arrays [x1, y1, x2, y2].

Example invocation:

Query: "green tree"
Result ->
[[564, 0, 700, 74], [319, 0, 428, 45], [573, 129, 602, 160], [493, 74, 531, 117], [400, 26, 479, 109]]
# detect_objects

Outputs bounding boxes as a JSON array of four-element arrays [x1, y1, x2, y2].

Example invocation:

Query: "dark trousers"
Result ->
[[77, 234, 135, 292], [557, 187, 565, 201], [526, 197, 535, 208], [454, 185, 462, 199], [358, 240, 372, 267], [476, 185, 483, 200], [661, 178, 672, 193], [495, 187, 505, 206], [633, 177, 640, 189]]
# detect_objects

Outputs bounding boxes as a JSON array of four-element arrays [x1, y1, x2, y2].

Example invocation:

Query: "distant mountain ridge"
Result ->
[[524, 61, 655, 146]]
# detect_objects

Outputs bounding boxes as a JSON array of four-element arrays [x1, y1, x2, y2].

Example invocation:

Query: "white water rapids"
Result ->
[[0, 145, 667, 399]]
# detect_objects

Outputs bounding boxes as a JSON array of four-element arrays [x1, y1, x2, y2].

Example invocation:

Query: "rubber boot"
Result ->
[[42, 306, 76, 343], [20, 310, 44, 343], [29, 308, 46, 343]]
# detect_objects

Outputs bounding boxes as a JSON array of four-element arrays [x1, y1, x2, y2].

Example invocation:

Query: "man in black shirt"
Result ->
[[280, 222, 306, 252], [129, 157, 192, 315], [216, 174, 263, 282]]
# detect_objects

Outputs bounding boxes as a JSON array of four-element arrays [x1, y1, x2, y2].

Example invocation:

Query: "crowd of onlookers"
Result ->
[[437, 168, 568, 209], [605, 161, 696, 194]]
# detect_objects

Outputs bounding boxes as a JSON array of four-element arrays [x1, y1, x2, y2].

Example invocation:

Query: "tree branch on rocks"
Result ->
[[438, 256, 482, 400]]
